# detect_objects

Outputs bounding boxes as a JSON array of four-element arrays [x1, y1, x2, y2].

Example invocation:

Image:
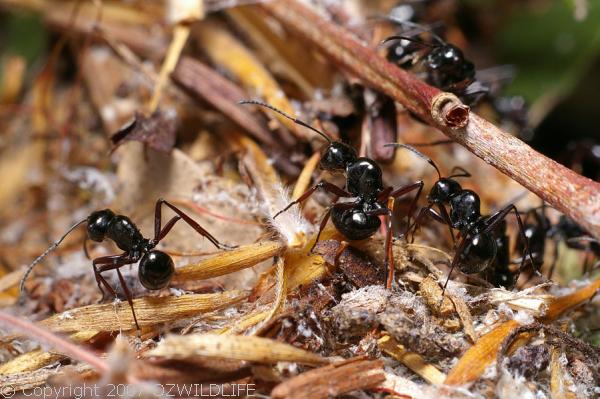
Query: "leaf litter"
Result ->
[[0, 1, 598, 398]]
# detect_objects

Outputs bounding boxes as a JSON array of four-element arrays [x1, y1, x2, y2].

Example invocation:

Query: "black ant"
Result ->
[[386, 143, 535, 291], [517, 205, 600, 278], [19, 199, 232, 331], [240, 100, 424, 289], [382, 21, 477, 93]]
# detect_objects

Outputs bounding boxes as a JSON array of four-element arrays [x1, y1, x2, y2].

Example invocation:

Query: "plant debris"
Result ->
[[0, 1, 598, 398]]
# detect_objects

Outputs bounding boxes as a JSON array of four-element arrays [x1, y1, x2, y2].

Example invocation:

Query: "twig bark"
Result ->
[[260, 0, 600, 239], [270, 358, 385, 399]]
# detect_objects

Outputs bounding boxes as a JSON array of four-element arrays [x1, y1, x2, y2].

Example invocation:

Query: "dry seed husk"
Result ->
[[446, 277, 600, 385], [0, 331, 98, 374], [41, 291, 247, 332], [270, 359, 385, 399], [195, 20, 300, 136], [148, 333, 328, 365], [172, 241, 285, 282], [378, 335, 446, 385]]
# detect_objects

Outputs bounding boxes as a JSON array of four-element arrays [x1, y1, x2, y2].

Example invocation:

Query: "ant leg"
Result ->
[[366, 205, 395, 289], [310, 202, 355, 252], [409, 206, 443, 242], [274, 181, 353, 219], [115, 268, 140, 332], [482, 204, 535, 282], [409, 205, 448, 243], [156, 216, 181, 242], [154, 199, 231, 250], [436, 203, 456, 245], [547, 243, 559, 279], [408, 206, 429, 243], [384, 181, 424, 237], [333, 241, 349, 269], [385, 197, 395, 289], [442, 235, 470, 296], [93, 255, 140, 331], [310, 207, 332, 253], [92, 255, 125, 302]]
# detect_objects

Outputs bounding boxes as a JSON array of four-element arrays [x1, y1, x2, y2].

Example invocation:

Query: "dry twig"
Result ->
[[260, 0, 600, 239]]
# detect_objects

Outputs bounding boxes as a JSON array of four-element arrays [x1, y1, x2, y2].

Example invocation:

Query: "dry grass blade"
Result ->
[[260, 0, 600, 239], [195, 20, 300, 137], [270, 358, 385, 399], [0, 331, 98, 374], [0, 268, 24, 293], [172, 241, 285, 283], [172, 57, 278, 146], [41, 291, 247, 332], [292, 152, 320, 201], [444, 320, 520, 385], [1, 364, 94, 393], [0, 143, 43, 209], [148, 333, 328, 365], [378, 335, 446, 385], [446, 277, 600, 385], [541, 277, 600, 323], [226, 7, 319, 97], [448, 294, 477, 343]]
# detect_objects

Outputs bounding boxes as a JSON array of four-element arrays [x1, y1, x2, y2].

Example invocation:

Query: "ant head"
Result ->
[[427, 44, 465, 69], [320, 142, 357, 171], [426, 44, 476, 84], [428, 178, 462, 203], [138, 250, 174, 290], [87, 209, 115, 242]]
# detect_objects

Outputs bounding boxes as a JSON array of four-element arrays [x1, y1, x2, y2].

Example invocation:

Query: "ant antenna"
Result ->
[[384, 143, 442, 179], [239, 100, 332, 143], [381, 35, 435, 49], [390, 19, 446, 44], [19, 218, 87, 301]]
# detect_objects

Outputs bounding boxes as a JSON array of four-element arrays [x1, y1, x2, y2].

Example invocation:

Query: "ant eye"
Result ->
[[87, 209, 115, 242], [139, 250, 174, 290]]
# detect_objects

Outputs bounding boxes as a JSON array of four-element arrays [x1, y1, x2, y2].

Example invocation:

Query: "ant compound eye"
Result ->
[[87, 209, 115, 242], [320, 142, 357, 171], [138, 250, 174, 290]]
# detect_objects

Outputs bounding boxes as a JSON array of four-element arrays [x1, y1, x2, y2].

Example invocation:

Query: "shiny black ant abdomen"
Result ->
[[20, 199, 231, 331], [386, 144, 534, 291], [240, 100, 424, 288]]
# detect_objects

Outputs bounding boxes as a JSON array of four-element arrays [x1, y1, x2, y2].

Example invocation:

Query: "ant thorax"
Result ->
[[346, 158, 384, 199], [449, 190, 481, 230]]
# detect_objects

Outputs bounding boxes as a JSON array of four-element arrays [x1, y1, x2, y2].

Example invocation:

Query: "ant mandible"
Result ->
[[386, 144, 535, 291], [240, 100, 424, 289], [19, 199, 232, 331]]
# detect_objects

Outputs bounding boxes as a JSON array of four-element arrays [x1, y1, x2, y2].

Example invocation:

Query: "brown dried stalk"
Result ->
[[260, 0, 600, 239], [270, 358, 385, 399], [172, 57, 279, 147]]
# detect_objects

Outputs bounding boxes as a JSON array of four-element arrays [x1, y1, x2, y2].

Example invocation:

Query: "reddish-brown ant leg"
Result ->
[[482, 204, 535, 281], [275, 181, 353, 219], [93, 254, 140, 331], [310, 202, 356, 253], [154, 199, 231, 250]]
